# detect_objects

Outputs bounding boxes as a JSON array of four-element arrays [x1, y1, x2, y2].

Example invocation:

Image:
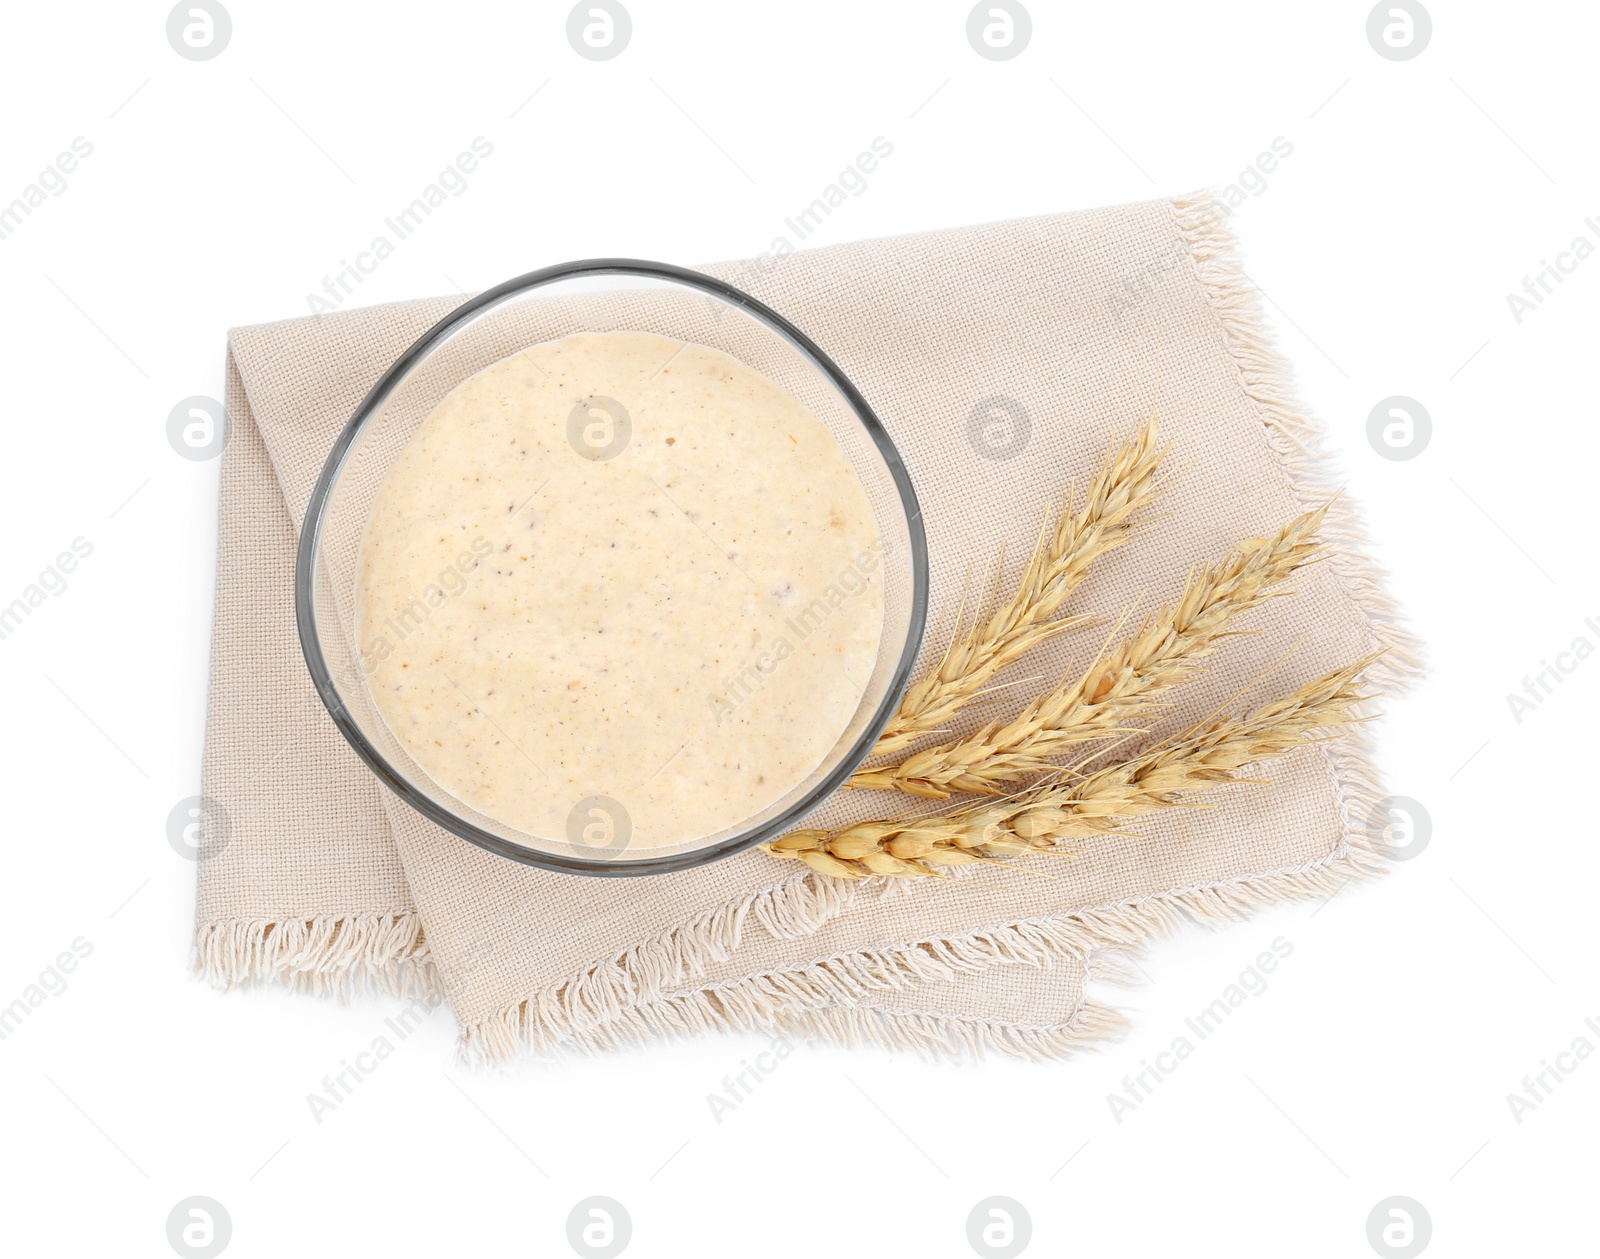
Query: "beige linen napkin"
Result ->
[[197, 194, 1416, 1058]]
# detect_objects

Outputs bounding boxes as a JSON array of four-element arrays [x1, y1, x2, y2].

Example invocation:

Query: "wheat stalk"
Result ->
[[765, 654, 1376, 879], [861, 415, 1166, 761], [853, 502, 1331, 799]]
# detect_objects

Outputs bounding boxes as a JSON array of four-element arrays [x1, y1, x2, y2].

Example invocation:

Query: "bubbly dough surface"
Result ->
[[357, 331, 884, 853]]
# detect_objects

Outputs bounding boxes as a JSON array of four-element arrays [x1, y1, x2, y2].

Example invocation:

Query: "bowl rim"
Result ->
[[295, 258, 929, 877]]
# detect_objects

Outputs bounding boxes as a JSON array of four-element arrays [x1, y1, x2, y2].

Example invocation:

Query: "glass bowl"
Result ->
[[296, 260, 927, 877]]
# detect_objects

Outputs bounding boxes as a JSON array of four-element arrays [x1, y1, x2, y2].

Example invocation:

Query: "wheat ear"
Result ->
[[854, 502, 1331, 799], [765, 653, 1376, 879], [862, 415, 1166, 761]]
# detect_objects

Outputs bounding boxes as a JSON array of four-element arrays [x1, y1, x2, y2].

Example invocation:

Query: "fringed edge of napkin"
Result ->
[[785, 990, 1134, 1060], [460, 722, 1389, 1062], [195, 912, 435, 998], [453, 193, 1421, 1063], [1169, 190, 1423, 689], [458, 871, 865, 1059]]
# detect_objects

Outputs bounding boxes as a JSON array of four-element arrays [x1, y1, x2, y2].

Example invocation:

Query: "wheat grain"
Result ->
[[861, 415, 1166, 762], [765, 654, 1376, 878], [854, 502, 1331, 798]]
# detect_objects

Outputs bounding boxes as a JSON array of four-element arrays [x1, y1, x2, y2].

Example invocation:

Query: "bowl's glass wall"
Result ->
[[306, 270, 921, 872]]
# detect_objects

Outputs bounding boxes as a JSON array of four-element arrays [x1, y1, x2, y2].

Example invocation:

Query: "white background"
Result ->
[[1, 1, 1595, 1256]]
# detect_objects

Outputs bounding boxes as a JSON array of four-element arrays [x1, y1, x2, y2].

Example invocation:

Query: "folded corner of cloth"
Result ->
[[195, 192, 1421, 1064]]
